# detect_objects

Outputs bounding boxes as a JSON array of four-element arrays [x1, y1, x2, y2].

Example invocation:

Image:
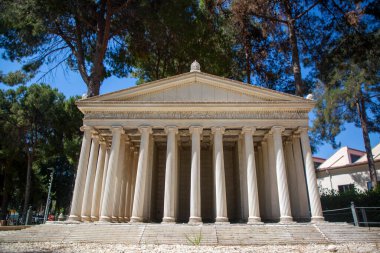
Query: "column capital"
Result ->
[[292, 132, 301, 139], [111, 126, 125, 134], [165, 126, 178, 134], [211, 126, 225, 134], [270, 126, 285, 134], [242, 126, 256, 134], [295, 126, 308, 134], [80, 125, 93, 132], [99, 139, 107, 146], [138, 126, 152, 134], [189, 126, 203, 134], [91, 132, 100, 140]]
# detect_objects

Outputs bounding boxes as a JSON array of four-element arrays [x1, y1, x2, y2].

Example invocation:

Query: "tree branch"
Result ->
[[295, 0, 321, 20]]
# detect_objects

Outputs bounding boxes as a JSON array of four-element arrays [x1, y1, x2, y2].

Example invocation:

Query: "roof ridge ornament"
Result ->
[[190, 60, 201, 72]]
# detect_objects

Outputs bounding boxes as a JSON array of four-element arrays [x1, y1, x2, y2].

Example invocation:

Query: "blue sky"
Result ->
[[1, 57, 379, 159]]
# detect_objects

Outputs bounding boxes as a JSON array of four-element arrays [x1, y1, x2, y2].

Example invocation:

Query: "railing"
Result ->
[[322, 202, 380, 227]]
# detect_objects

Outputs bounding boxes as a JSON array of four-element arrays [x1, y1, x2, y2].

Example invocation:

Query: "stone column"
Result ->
[[212, 127, 228, 223], [298, 127, 324, 222], [284, 139, 298, 219], [189, 126, 203, 224], [113, 135, 126, 222], [129, 149, 139, 217], [238, 137, 248, 221], [162, 126, 178, 223], [242, 127, 261, 224], [123, 141, 132, 221], [292, 134, 310, 219], [68, 126, 93, 222], [130, 126, 152, 222], [81, 133, 100, 221], [99, 126, 124, 222], [261, 139, 271, 220], [271, 126, 293, 223], [99, 146, 110, 216], [90, 139, 107, 221]]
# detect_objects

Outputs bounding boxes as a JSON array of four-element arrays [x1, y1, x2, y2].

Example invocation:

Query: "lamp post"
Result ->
[[43, 168, 54, 223]]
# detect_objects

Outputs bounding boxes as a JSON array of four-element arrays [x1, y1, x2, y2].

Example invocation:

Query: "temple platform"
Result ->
[[0, 223, 379, 245]]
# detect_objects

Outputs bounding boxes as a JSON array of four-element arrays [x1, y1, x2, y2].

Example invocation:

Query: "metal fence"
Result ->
[[322, 201, 380, 227]]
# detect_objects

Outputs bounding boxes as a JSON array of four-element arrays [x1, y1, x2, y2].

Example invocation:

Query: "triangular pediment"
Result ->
[[81, 72, 311, 104]]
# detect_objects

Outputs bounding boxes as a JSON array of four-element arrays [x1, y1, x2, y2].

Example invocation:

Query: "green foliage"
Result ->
[[185, 231, 203, 246], [320, 187, 380, 225], [0, 84, 82, 218]]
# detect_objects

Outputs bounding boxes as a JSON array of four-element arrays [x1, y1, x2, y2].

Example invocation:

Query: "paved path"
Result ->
[[0, 223, 379, 245]]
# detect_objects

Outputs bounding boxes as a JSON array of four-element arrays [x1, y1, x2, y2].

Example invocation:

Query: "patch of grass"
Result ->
[[184, 231, 202, 246]]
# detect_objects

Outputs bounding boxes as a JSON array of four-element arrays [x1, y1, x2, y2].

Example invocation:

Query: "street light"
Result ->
[[43, 168, 54, 223]]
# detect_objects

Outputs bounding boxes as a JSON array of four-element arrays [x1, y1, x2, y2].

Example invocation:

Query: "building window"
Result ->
[[338, 184, 354, 193], [350, 154, 361, 163]]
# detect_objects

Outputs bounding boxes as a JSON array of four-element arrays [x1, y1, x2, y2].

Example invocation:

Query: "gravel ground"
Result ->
[[0, 242, 379, 253]]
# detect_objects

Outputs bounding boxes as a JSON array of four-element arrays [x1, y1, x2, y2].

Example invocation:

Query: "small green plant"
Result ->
[[185, 231, 202, 246]]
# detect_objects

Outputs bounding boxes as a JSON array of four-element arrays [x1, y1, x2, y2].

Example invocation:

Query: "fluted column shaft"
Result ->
[[212, 127, 228, 223], [123, 142, 132, 221], [99, 126, 124, 222], [271, 126, 293, 223], [189, 126, 203, 224], [129, 149, 139, 216], [242, 127, 261, 223], [131, 126, 152, 222], [99, 147, 110, 216], [81, 134, 100, 221], [113, 135, 126, 222], [91, 140, 106, 221], [299, 127, 324, 222], [162, 126, 178, 223], [68, 126, 93, 222]]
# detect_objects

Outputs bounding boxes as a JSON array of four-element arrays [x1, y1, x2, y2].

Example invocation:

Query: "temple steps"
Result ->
[[0, 223, 379, 245]]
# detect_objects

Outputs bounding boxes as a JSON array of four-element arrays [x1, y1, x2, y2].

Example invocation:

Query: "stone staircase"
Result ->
[[0, 223, 379, 245]]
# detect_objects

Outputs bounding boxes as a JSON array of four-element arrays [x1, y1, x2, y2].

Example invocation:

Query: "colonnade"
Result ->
[[68, 125, 324, 224]]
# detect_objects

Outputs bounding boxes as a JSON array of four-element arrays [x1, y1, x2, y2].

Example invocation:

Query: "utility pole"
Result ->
[[43, 168, 54, 223]]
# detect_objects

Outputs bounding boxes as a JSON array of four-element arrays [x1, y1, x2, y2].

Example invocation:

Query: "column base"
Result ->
[[247, 217, 263, 224], [188, 216, 202, 224], [215, 217, 229, 224], [162, 217, 176, 223], [91, 216, 99, 222], [67, 215, 82, 222], [311, 216, 325, 223], [124, 217, 130, 222], [130, 216, 143, 223], [81, 215, 92, 222], [279, 216, 294, 224], [98, 216, 112, 222], [111, 216, 119, 223]]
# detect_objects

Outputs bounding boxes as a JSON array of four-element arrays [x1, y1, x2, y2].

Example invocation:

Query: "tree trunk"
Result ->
[[243, 20, 252, 84], [1, 169, 10, 220], [87, 78, 101, 97], [22, 150, 33, 220], [287, 19, 303, 96], [357, 97, 378, 189]]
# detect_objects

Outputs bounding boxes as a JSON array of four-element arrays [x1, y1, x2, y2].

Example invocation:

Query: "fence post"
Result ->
[[351, 201, 359, 226], [360, 208, 368, 227], [25, 206, 32, 225]]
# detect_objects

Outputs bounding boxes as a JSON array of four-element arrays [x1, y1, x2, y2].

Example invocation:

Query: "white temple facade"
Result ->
[[68, 62, 324, 224]]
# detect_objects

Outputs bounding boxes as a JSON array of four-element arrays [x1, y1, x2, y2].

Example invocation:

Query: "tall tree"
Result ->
[[114, 0, 239, 83], [234, 0, 321, 96], [0, 0, 138, 96], [312, 30, 379, 188], [10, 84, 66, 218]]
